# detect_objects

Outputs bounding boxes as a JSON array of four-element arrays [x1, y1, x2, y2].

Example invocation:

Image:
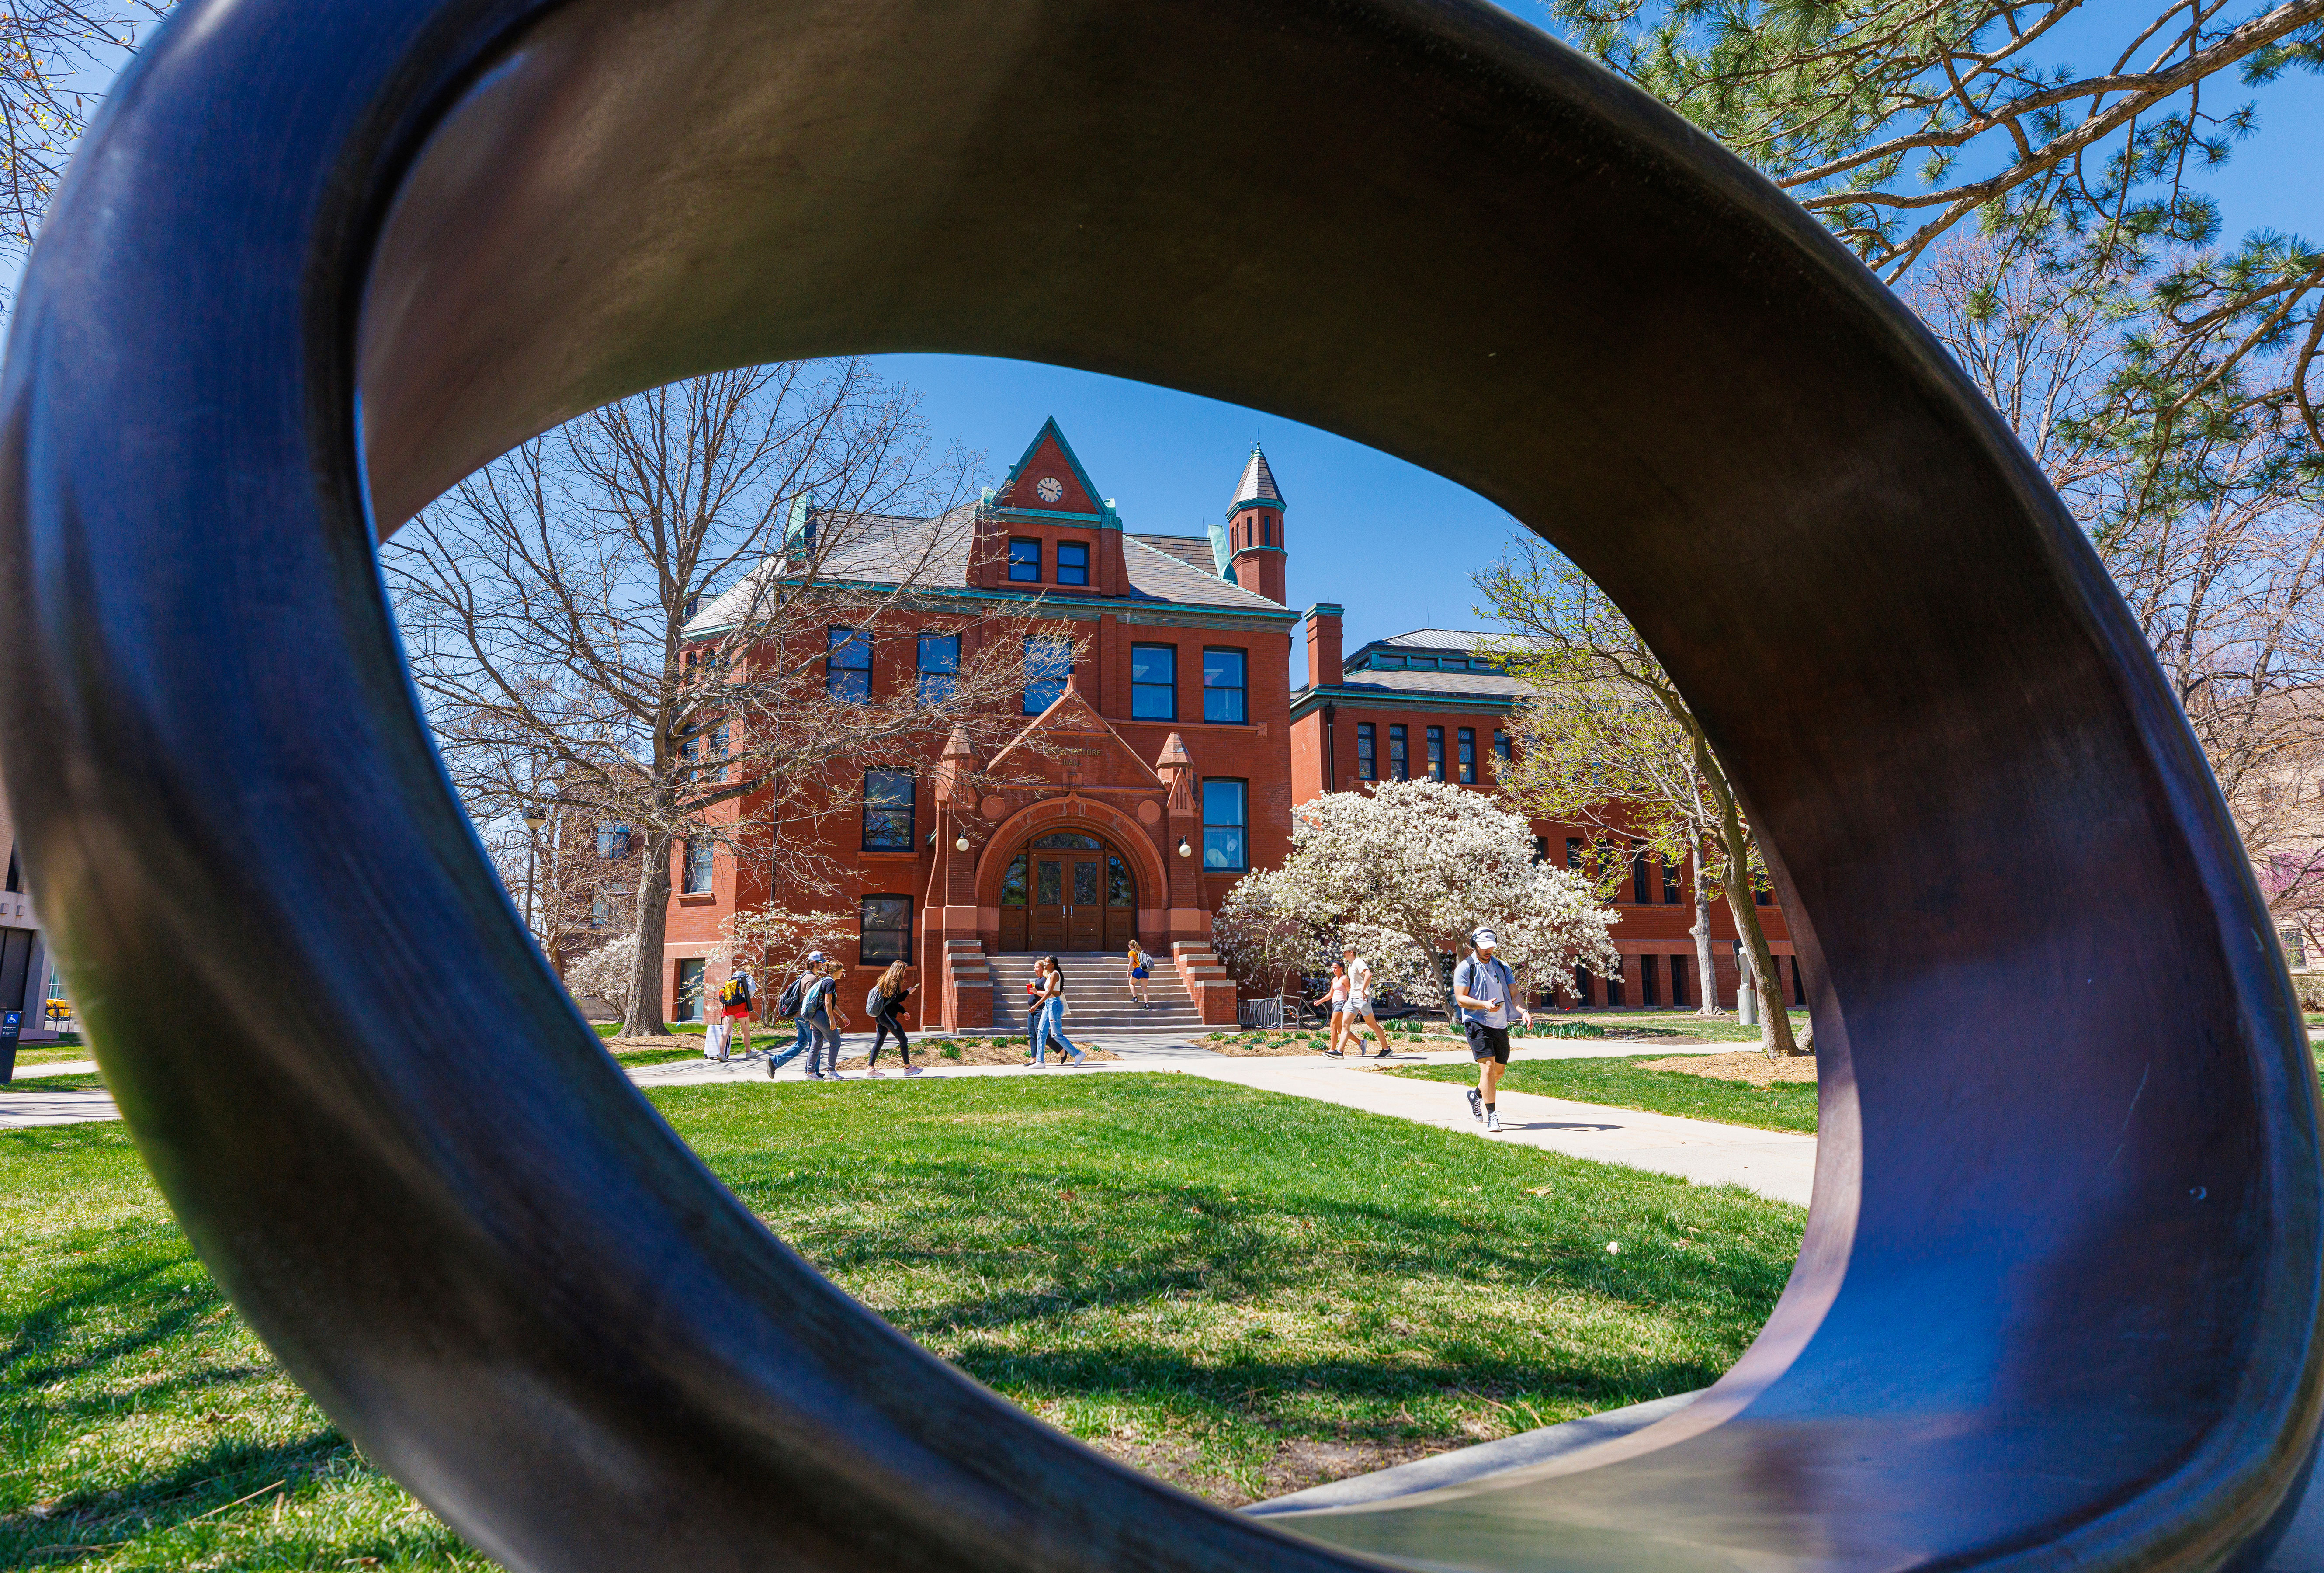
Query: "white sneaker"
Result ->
[[866, 1068, 886, 1078], [1486, 1109, 1503, 1133], [1467, 1088, 1485, 1124]]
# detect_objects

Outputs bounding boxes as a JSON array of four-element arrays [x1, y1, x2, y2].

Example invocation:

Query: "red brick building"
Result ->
[[1287, 620, 1804, 1012], [659, 420, 1297, 1029]]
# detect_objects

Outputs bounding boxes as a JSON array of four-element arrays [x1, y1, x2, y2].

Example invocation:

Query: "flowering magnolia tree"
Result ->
[[565, 935, 637, 1013], [1263, 778, 1619, 1009], [720, 904, 856, 981], [1213, 869, 1335, 1015]]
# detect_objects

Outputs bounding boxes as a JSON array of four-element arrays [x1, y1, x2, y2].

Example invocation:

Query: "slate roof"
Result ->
[[1229, 444, 1284, 512], [1374, 628, 1497, 653], [683, 511, 1286, 638], [1326, 668, 1533, 700]]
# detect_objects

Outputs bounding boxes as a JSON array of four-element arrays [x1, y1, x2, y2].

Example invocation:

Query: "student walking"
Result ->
[[800, 960, 845, 1081], [715, 966, 755, 1061], [1124, 942, 1154, 1009], [1035, 954, 1087, 1066], [766, 951, 825, 1076], [1453, 929, 1533, 1133], [1341, 944, 1389, 1057], [865, 961, 918, 1077], [1313, 962, 1351, 1057]]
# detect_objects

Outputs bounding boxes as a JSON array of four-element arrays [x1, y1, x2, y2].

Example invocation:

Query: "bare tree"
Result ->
[[1478, 543, 1803, 1056], [388, 362, 1063, 1036], [0, 0, 162, 296]]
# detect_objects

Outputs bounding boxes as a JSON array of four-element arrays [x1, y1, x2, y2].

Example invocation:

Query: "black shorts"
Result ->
[[1466, 1022, 1512, 1064]]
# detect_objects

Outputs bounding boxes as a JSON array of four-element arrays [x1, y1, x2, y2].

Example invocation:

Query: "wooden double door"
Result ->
[[1000, 832, 1137, 952]]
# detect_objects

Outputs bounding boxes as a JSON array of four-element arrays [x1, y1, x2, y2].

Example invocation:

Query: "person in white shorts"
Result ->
[[1341, 943, 1389, 1058], [1312, 961, 1351, 1057]]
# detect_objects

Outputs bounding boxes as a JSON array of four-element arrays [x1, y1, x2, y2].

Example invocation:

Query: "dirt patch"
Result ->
[[608, 1034, 703, 1052], [1593, 1028, 1717, 1044], [1198, 1030, 1449, 1059], [1083, 1433, 1472, 1508], [863, 1036, 1120, 1067], [1638, 1051, 1817, 1085]]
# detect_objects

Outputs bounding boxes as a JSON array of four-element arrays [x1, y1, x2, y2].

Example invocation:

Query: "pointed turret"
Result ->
[[1224, 442, 1287, 604]]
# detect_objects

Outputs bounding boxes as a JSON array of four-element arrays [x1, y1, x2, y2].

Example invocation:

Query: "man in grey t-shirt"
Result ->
[[1453, 929, 1532, 1133]]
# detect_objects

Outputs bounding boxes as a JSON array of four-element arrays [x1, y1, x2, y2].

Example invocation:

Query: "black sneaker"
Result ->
[[1467, 1088, 1485, 1123]]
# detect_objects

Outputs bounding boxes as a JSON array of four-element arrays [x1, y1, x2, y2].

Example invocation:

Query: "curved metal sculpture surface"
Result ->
[[1, 0, 2317, 1569]]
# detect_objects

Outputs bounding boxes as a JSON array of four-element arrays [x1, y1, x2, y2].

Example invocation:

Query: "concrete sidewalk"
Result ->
[[1, 1036, 1818, 1207]]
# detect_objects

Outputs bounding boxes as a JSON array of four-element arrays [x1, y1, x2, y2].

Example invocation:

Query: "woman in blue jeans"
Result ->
[[801, 960, 844, 1080], [1034, 954, 1086, 1067]]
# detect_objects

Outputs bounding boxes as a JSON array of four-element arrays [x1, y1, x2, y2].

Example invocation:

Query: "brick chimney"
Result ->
[[1304, 603, 1343, 689]]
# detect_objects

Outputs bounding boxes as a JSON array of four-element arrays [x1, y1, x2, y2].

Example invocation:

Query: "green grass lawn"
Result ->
[[0, 1070, 105, 1091], [1570, 1009, 1812, 1044], [1389, 1057, 1820, 1134], [3, 1076, 1804, 1564]]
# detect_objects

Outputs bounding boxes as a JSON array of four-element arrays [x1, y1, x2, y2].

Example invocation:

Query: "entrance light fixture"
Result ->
[[954, 835, 970, 852], [1176, 838, 1191, 858]]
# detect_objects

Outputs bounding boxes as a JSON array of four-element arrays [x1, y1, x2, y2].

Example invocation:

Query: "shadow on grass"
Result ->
[[0, 1428, 349, 1564]]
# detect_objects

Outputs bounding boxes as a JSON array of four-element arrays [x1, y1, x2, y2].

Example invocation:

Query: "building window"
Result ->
[[1640, 954, 1661, 1006], [1663, 855, 1682, 904], [674, 958, 705, 1022], [683, 837, 713, 895], [1532, 836, 1547, 863], [917, 634, 959, 704], [1566, 837, 1583, 870], [1008, 538, 1042, 582], [711, 721, 729, 756], [1426, 726, 1445, 780], [1023, 636, 1072, 714], [1457, 727, 1476, 783], [1670, 954, 1691, 1007], [1494, 730, 1511, 764], [1000, 855, 1028, 907], [1755, 880, 1772, 906], [1388, 724, 1408, 779], [590, 893, 613, 929], [1131, 643, 1177, 721], [1056, 541, 1090, 586], [1571, 965, 1594, 1008], [860, 895, 912, 964], [1202, 779, 1248, 870], [863, 769, 916, 850], [1791, 956, 1807, 1005], [1606, 963, 1625, 1007], [826, 627, 870, 703], [1631, 844, 1651, 904], [596, 822, 631, 859], [1203, 648, 1249, 724], [1356, 722, 1377, 779]]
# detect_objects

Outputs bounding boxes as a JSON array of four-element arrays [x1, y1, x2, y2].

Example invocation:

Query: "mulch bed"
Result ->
[[1638, 1051, 1817, 1085]]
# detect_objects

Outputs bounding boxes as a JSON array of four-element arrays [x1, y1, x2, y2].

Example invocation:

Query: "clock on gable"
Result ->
[[1034, 475, 1064, 503]]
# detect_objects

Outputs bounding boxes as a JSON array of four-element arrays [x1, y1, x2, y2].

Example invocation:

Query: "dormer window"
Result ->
[[1008, 539, 1042, 582], [1056, 541, 1089, 586]]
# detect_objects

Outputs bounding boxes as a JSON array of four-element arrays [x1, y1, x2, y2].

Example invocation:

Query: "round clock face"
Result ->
[[1035, 475, 1065, 503]]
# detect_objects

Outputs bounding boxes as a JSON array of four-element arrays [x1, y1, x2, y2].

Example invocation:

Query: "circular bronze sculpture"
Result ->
[[2, 0, 2318, 1569]]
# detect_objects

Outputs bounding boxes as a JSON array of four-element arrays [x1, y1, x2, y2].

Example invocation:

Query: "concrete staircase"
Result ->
[[985, 952, 1209, 1033]]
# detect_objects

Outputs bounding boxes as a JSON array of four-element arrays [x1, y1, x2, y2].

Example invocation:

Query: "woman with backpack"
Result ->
[[1124, 942, 1153, 1009], [715, 966, 755, 1061], [864, 961, 917, 1077]]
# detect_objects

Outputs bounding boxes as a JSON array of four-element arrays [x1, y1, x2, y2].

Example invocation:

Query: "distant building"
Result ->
[[0, 788, 64, 1045], [660, 419, 1297, 1029]]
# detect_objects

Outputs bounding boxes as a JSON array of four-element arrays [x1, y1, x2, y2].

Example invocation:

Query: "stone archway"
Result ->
[[976, 797, 1170, 954]]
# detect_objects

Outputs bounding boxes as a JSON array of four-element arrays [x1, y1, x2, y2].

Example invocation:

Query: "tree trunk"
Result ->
[[1691, 859, 1717, 1017], [622, 832, 673, 1037], [1714, 811, 1799, 1058]]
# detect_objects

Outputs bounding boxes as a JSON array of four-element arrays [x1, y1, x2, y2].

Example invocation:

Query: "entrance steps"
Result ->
[[986, 952, 1210, 1033]]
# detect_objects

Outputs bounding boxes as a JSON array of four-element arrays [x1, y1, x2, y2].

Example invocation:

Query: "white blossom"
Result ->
[[1253, 777, 1619, 1008]]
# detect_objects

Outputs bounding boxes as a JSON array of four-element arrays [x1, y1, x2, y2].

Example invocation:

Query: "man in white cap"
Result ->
[[766, 950, 828, 1078], [1453, 929, 1532, 1132]]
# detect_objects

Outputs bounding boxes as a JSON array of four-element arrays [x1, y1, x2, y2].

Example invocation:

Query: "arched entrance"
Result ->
[[997, 830, 1138, 952]]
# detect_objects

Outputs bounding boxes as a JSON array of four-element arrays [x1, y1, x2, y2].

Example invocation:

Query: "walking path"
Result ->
[[1, 1036, 1817, 1204]]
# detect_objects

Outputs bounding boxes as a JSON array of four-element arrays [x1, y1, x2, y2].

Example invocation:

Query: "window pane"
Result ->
[[1023, 637, 1072, 714], [1494, 731, 1511, 762], [1008, 539, 1042, 582], [1056, 541, 1089, 586], [1131, 643, 1176, 721], [683, 838, 713, 894], [1202, 648, 1247, 724], [860, 895, 912, 963], [916, 632, 960, 702], [1073, 860, 1099, 905], [1356, 722, 1376, 780], [1036, 859, 1062, 905], [1389, 725, 1408, 779], [1107, 855, 1134, 906], [863, 769, 915, 850], [676, 957, 705, 1021], [1426, 726, 1445, 780], [1000, 855, 1028, 907], [1202, 779, 1247, 870], [827, 627, 870, 703], [1457, 727, 1475, 783]]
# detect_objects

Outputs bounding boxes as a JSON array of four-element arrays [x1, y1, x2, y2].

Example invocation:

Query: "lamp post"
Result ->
[[522, 803, 549, 939]]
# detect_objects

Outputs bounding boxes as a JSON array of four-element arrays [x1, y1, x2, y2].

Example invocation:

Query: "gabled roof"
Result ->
[[985, 687, 1167, 790], [992, 416, 1110, 521], [1228, 443, 1284, 514]]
